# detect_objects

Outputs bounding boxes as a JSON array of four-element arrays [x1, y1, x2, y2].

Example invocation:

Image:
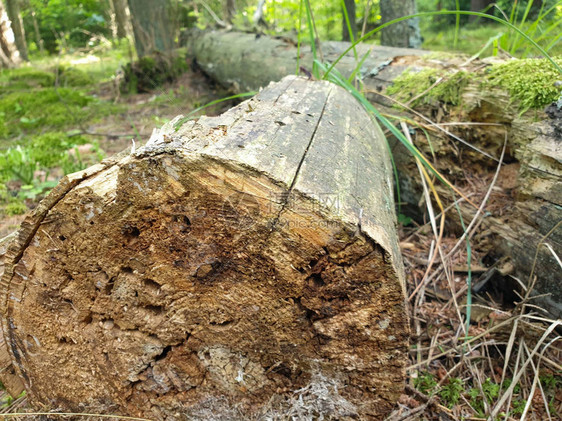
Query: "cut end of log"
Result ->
[[1, 76, 408, 420]]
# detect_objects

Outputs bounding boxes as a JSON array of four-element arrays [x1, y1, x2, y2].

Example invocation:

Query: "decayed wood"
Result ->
[[187, 29, 562, 319], [0, 76, 408, 420]]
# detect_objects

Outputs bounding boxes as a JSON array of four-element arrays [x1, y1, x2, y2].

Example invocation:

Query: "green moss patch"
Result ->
[[0, 88, 118, 139], [386, 69, 471, 107], [386, 57, 562, 113], [1, 68, 55, 90], [1, 66, 93, 91], [485, 57, 562, 111], [55, 66, 94, 87]]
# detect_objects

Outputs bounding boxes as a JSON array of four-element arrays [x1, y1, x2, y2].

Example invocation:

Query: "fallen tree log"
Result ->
[[0, 76, 408, 420], [187, 29, 562, 319]]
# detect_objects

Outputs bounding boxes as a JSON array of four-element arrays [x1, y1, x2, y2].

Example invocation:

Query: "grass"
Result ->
[[422, 22, 562, 57]]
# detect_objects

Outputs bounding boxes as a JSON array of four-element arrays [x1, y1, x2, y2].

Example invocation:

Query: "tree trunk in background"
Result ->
[[0, 76, 408, 420], [29, 8, 43, 53], [223, 0, 235, 24], [0, 0, 20, 67], [470, 0, 493, 22], [113, 0, 131, 39], [342, 0, 356, 41], [253, 0, 266, 26], [471, 0, 493, 11], [128, 0, 175, 58], [4, 0, 26, 61], [380, 0, 421, 48]]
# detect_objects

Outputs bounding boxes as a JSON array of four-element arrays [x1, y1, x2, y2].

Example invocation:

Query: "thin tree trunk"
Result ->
[[341, 0, 356, 42], [470, 0, 493, 22], [253, 0, 265, 26], [27, 4, 43, 54], [0, 0, 20, 67], [128, 0, 175, 58], [223, 0, 235, 24], [4, 0, 26, 60], [380, 0, 421, 48], [113, 0, 131, 39]]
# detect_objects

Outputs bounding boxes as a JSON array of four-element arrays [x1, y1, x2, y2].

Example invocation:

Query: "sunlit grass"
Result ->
[[422, 22, 562, 57]]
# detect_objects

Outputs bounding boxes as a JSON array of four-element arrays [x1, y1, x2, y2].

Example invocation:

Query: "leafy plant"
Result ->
[[439, 377, 464, 408], [469, 378, 501, 416], [0, 146, 36, 185], [414, 371, 437, 395]]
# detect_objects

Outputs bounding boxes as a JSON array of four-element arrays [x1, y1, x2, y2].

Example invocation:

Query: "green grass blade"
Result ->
[[304, 0, 319, 78], [347, 50, 370, 84], [508, 0, 518, 24], [296, 0, 304, 75], [453, 0, 460, 50], [316, 59, 476, 207], [340, 0, 358, 62], [509, 0, 535, 54], [453, 194, 472, 336]]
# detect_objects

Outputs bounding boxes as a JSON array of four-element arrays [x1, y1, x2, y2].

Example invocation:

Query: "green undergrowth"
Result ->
[[386, 56, 562, 112], [414, 371, 561, 418], [0, 87, 121, 143], [0, 65, 93, 91], [122, 51, 189, 94], [0, 131, 104, 216]]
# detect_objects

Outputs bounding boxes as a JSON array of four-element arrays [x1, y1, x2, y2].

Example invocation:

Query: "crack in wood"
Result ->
[[268, 86, 334, 233]]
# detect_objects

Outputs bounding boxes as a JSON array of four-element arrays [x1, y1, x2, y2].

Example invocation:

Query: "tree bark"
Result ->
[[112, 0, 131, 39], [469, 0, 493, 22], [0, 76, 408, 419], [0, 0, 20, 67], [223, 0, 235, 24], [186, 30, 562, 320], [379, 0, 421, 48], [28, 7, 42, 53], [342, 0, 356, 42], [127, 0, 175, 58], [4, 0, 26, 60]]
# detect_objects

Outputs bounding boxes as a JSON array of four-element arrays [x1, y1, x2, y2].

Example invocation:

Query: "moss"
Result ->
[[122, 52, 188, 93], [4, 201, 27, 216], [485, 57, 562, 110], [55, 66, 94, 87], [0, 88, 120, 138], [2, 68, 55, 89], [386, 69, 471, 107], [386, 57, 562, 112]]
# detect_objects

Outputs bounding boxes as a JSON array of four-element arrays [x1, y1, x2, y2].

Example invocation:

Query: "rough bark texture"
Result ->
[[187, 30, 562, 319], [0, 76, 408, 420], [0, 0, 20, 68], [342, 0, 357, 42], [128, 0, 175, 58], [379, 0, 421, 49], [4, 0, 26, 60]]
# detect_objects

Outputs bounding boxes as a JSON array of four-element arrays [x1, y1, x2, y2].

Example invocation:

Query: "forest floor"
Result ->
[[0, 42, 561, 420]]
